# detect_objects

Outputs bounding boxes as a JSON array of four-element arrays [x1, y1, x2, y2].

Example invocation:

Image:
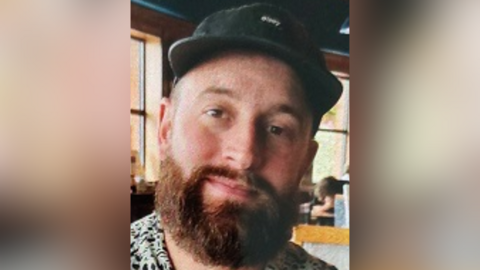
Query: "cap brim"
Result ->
[[169, 36, 343, 119]]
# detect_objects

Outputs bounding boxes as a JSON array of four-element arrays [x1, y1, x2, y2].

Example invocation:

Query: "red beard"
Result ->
[[155, 157, 299, 268]]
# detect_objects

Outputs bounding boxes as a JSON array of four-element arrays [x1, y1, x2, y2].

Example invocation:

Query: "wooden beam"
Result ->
[[325, 52, 350, 77]]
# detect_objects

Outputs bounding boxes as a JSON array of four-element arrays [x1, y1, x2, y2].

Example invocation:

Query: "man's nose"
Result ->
[[222, 122, 263, 171]]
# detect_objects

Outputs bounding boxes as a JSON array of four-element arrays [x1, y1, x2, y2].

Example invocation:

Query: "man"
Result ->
[[131, 3, 343, 270]]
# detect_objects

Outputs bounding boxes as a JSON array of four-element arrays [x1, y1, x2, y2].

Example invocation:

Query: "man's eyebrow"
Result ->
[[269, 104, 306, 125], [196, 87, 239, 100]]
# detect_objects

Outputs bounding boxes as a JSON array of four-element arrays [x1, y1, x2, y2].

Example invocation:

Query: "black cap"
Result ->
[[169, 3, 343, 132]]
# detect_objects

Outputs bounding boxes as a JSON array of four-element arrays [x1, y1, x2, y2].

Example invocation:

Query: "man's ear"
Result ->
[[158, 97, 173, 160]]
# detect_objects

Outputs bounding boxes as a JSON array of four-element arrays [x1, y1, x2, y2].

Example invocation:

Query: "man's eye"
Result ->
[[206, 109, 223, 118], [268, 125, 284, 135]]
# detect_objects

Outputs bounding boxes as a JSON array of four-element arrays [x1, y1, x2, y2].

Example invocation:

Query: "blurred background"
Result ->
[[361, 0, 480, 269], [0, 1, 130, 269]]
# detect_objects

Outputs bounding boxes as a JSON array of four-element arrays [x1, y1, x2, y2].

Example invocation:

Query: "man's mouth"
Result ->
[[203, 175, 254, 201]]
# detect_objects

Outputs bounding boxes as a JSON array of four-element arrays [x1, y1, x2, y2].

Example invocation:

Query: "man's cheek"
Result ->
[[185, 125, 219, 160], [262, 158, 291, 185]]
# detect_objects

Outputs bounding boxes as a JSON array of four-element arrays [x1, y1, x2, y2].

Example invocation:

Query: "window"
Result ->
[[312, 77, 350, 182], [130, 29, 162, 181], [131, 37, 146, 166]]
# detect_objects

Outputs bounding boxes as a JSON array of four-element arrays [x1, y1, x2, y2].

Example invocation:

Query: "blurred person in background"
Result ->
[[310, 176, 340, 226], [311, 177, 337, 214], [130, 3, 342, 270]]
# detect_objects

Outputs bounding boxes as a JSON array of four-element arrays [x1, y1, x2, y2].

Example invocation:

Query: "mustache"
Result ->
[[189, 165, 276, 197]]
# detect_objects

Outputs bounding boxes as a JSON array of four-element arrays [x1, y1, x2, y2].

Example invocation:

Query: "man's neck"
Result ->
[[164, 232, 265, 270]]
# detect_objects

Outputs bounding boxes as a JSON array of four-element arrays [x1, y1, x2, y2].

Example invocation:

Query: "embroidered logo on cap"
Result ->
[[261, 15, 281, 27]]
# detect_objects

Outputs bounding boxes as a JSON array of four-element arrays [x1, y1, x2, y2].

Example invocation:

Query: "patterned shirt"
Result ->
[[131, 213, 337, 270]]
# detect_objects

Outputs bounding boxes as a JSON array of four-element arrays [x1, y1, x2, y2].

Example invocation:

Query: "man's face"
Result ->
[[156, 51, 318, 266], [160, 51, 317, 199]]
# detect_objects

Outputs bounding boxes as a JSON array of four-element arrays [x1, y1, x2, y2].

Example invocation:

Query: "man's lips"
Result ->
[[203, 176, 254, 200]]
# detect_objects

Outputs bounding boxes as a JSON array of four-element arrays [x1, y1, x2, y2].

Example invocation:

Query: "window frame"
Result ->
[[131, 36, 146, 166]]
